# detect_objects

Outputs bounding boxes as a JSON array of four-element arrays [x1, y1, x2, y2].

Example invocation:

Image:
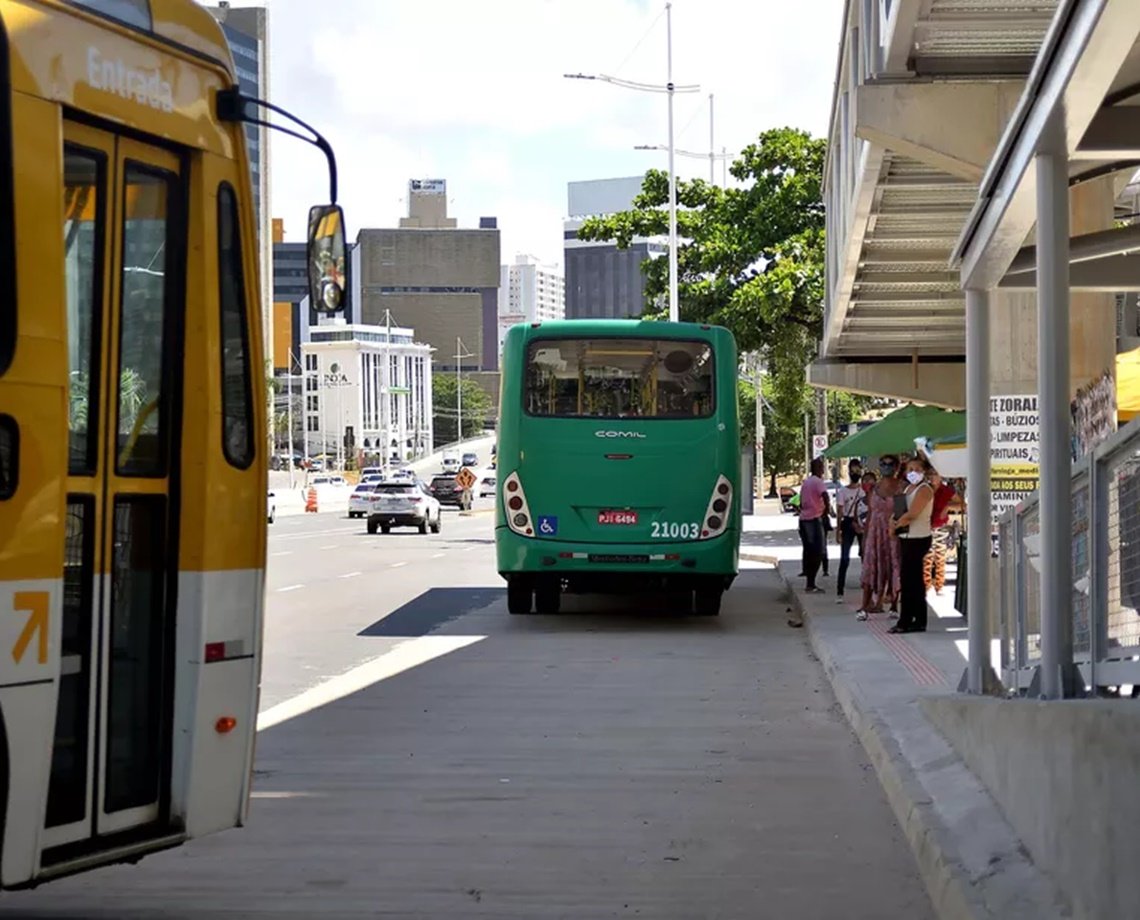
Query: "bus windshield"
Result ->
[[525, 337, 715, 419]]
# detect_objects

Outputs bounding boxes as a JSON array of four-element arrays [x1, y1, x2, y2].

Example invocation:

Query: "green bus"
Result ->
[[495, 320, 741, 616]]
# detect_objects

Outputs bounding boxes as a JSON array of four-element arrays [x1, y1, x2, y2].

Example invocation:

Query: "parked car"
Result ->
[[367, 482, 442, 534], [429, 474, 470, 509], [479, 474, 496, 498], [348, 483, 376, 518], [461, 451, 478, 467], [267, 491, 276, 524]]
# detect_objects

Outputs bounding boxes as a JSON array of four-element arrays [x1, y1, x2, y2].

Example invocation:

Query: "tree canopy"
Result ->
[[433, 374, 494, 445], [578, 127, 861, 481]]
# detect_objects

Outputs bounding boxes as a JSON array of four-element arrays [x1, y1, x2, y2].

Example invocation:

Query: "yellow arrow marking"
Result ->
[[12, 591, 49, 665]]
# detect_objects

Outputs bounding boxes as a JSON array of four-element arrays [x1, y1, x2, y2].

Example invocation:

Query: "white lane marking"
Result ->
[[339, 571, 362, 579], [257, 635, 486, 731], [321, 544, 337, 550], [390, 561, 407, 568], [277, 584, 304, 592], [271, 551, 293, 557], [431, 552, 445, 559]]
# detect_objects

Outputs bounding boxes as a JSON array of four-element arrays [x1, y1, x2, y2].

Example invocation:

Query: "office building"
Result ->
[[355, 180, 500, 374], [207, 2, 272, 378], [498, 254, 564, 353], [564, 176, 665, 320], [299, 320, 434, 466]]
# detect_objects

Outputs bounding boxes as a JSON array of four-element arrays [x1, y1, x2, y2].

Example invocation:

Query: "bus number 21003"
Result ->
[[651, 521, 700, 539]]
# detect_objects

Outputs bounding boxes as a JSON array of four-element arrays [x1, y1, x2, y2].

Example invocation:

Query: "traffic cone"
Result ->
[[305, 486, 318, 513]]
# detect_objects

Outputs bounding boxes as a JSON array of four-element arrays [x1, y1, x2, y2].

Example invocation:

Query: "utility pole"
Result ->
[[286, 349, 297, 488], [454, 337, 475, 444], [753, 356, 764, 499], [708, 93, 715, 184]]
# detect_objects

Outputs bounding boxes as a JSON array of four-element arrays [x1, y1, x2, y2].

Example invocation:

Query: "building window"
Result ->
[[307, 395, 319, 412], [305, 354, 317, 371], [306, 416, 318, 432]]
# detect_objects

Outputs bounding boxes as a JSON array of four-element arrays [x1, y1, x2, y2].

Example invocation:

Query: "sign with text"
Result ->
[[990, 394, 1039, 521]]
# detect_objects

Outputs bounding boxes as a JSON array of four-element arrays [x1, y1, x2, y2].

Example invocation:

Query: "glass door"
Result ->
[[44, 125, 183, 850]]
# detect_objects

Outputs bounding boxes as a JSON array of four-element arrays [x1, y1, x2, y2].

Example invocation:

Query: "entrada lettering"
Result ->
[[87, 47, 174, 113]]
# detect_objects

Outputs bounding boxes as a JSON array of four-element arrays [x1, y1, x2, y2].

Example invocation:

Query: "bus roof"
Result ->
[[513, 319, 732, 340]]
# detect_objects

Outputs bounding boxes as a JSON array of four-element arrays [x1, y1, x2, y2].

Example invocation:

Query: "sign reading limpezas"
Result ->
[[990, 394, 1039, 521]]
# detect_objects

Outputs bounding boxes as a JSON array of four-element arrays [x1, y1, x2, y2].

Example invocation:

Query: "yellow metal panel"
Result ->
[[2, 0, 238, 159], [176, 149, 266, 573], [0, 94, 67, 582]]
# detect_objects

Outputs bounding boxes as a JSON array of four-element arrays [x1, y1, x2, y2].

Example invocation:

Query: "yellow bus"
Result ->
[[0, 0, 344, 888]]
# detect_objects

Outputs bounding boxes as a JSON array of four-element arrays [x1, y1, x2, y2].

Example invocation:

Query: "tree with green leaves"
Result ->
[[433, 374, 494, 446], [578, 127, 831, 485]]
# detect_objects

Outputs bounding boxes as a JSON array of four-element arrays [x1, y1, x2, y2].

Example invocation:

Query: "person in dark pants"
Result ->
[[890, 457, 934, 634], [797, 457, 829, 595], [834, 467, 868, 601]]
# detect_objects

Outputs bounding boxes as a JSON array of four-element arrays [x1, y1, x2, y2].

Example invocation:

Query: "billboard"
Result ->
[[409, 178, 446, 195]]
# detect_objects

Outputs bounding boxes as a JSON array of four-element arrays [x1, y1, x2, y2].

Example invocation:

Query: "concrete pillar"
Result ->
[[965, 288, 997, 694], [1035, 119, 1073, 700]]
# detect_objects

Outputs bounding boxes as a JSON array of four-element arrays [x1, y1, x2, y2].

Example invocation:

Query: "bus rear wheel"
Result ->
[[507, 578, 533, 615], [693, 584, 723, 616], [534, 578, 561, 614]]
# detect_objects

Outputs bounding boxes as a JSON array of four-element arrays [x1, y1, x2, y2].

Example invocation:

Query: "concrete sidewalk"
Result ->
[[744, 511, 1072, 920]]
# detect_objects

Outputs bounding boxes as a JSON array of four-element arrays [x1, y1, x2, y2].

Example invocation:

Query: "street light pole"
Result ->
[[708, 92, 715, 185], [754, 357, 765, 499], [665, 1, 679, 322]]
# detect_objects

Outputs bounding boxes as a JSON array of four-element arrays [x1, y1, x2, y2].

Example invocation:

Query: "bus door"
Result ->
[[43, 123, 184, 856]]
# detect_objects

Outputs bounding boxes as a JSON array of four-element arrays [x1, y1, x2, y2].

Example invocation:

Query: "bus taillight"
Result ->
[[700, 475, 733, 539], [503, 471, 536, 537]]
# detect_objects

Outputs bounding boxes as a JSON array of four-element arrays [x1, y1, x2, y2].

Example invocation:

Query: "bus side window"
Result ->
[[217, 183, 254, 469], [0, 414, 16, 499]]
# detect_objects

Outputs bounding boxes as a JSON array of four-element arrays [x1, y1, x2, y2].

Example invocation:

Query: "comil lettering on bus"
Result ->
[[86, 47, 174, 113], [595, 430, 646, 439]]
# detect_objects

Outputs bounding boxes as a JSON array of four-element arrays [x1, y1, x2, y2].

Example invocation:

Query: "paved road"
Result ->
[[4, 512, 932, 919]]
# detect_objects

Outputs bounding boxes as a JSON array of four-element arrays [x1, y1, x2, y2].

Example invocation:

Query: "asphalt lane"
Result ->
[[260, 504, 498, 711], [4, 515, 933, 919]]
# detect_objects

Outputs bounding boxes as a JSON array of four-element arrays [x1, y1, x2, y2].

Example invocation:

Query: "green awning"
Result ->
[[824, 404, 966, 459]]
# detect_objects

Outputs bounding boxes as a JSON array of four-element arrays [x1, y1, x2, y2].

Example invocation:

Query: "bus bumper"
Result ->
[[495, 526, 740, 582]]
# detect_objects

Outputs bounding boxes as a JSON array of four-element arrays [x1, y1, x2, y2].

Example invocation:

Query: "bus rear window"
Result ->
[[525, 338, 715, 419]]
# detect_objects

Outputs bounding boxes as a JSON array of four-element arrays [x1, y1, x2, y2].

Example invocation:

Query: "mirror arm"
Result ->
[[217, 88, 339, 204]]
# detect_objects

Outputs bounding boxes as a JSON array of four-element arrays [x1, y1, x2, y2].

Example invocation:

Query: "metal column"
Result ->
[[1035, 117, 1075, 699], [963, 288, 998, 693]]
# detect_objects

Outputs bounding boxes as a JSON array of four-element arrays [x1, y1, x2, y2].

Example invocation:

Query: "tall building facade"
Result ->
[[564, 177, 664, 320], [498, 254, 564, 353], [207, 3, 272, 381], [300, 321, 434, 465], [355, 180, 501, 373]]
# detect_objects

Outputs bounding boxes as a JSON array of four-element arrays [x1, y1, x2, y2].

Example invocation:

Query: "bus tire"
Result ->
[[507, 578, 533, 614], [535, 578, 561, 614], [694, 585, 722, 616]]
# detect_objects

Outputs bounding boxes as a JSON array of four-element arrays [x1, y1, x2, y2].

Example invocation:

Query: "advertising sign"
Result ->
[[990, 394, 1040, 521]]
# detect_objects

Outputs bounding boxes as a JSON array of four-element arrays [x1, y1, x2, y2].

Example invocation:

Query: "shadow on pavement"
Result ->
[[358, 587, 504, 637]]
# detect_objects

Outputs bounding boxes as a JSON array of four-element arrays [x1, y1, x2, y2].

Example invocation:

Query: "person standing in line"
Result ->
[[857, 457, 902, 619], [797, 457, 829, 595], [835, 466, 868, 602], [923, 470, 958, 595], [890, 458, 935, 634], [848, 460, 866, 556]]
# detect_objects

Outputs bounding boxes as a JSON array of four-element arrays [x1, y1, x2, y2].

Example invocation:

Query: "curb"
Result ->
[[775, 565, 1068, 920], [740, 550, 779, 566]]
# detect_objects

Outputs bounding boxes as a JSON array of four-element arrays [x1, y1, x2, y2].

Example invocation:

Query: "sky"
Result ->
[[261, 0, 845, 267]]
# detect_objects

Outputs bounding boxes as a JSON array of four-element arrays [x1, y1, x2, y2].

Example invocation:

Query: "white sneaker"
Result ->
[[855, 610, 868, 621]]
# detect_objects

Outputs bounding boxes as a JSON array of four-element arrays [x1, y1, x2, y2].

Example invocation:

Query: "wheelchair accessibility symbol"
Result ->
[[537, 516, 558, 536]]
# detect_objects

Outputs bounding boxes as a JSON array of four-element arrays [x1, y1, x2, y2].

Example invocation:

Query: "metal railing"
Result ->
[[998, 418, 1140, 695]]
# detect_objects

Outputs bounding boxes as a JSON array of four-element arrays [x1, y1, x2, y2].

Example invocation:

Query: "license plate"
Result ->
[[597, 510, 638, 525], [588, 553, 649, 564]]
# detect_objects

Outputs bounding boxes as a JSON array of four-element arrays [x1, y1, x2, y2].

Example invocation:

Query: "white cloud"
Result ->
[[261, 0, 845, 264]]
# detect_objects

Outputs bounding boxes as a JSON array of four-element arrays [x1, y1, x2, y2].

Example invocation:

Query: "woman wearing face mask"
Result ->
[[834, 466, 868, 602], [857, 457, 902, 619], [889, 458, 935, 634]]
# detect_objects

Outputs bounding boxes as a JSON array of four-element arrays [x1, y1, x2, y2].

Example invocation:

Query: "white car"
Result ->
[[348, 483, 376, 518], [360, 474, 383, 486], [479, 474, 496, 498], [267, 491, 276, 524], [390, 468, 416, 482], [367, 482, 442, 534]]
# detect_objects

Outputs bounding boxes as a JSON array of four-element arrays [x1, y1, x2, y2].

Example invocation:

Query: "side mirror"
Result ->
[[307, 204, 346, 313]]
